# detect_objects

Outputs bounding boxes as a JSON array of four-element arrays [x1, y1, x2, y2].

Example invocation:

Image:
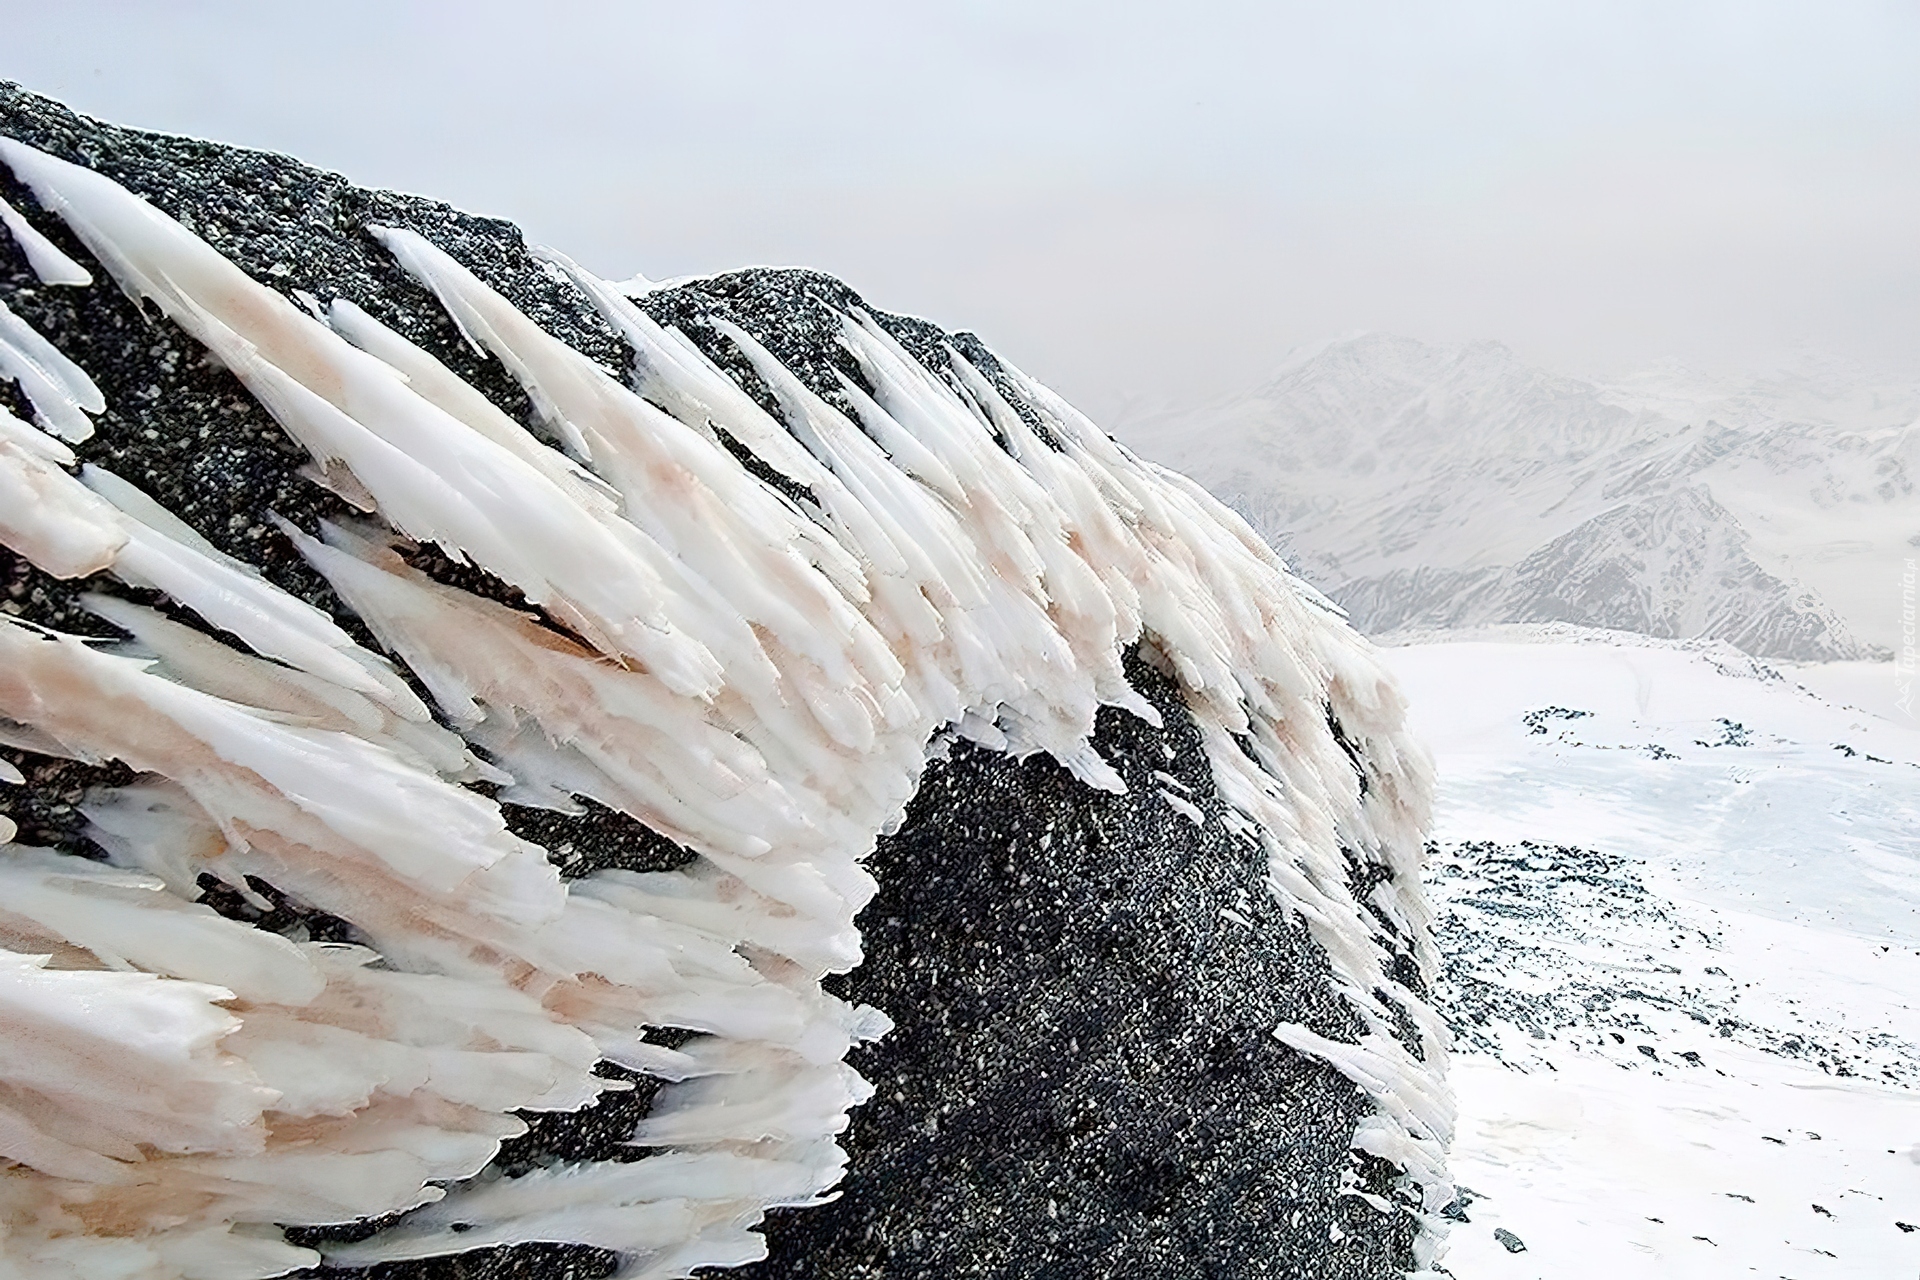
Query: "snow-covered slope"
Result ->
[[1385, 627, 1920, 1278], [1117, 334, 1919, 660]]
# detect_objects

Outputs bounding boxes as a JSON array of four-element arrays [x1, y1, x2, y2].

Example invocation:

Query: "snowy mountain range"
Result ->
[[1116, 334, 1920, 661]]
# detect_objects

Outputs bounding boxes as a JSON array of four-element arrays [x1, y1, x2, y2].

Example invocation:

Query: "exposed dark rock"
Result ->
[[747, 651, 1412, 1279]]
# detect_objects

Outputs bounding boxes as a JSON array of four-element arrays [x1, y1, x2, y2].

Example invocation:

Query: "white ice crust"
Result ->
[[0, 138, 1450, 1278]]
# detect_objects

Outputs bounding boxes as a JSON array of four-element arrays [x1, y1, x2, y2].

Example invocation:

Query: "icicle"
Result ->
[[0, 193, 93, 286], [83, 467, 425, 710], [0, 946, 267, 1168], [80, 593, 491, 783], [0, 417, 425, 717], [0, 296, 103, 442], [0, 843, 323, 1004], [324, 296, 626, 518], [0, 617, 565, 927], [0, 406, 126, 576], [370, 227, 901, 757], [535, 247, 832, 494], [0, 139, 728, 697]]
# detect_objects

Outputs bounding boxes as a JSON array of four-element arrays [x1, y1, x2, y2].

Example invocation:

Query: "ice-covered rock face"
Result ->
[[0, 85, 1447, 1279]]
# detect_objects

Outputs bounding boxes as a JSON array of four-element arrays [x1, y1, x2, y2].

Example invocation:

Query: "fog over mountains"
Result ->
[[1118, 334, 1920, 662]]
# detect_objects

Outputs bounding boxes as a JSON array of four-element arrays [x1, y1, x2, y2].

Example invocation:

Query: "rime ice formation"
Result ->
[[0, 95, 1447, 1280], [0, 192, 90, 287]]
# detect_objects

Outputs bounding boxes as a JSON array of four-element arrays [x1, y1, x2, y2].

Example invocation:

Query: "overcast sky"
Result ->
[[5, 1, 1917, 420]]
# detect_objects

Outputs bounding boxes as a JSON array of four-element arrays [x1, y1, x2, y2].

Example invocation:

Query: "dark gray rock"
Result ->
[[747, 650, 1413, 1279], [0, 84, 1420, 1279]]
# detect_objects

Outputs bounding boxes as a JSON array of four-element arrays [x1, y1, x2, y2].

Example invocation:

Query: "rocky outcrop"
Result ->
[[0, 85, 1446, 1279]]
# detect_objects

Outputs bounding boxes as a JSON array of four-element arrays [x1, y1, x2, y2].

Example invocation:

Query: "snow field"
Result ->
[[1388, 630, 1920, 1277]]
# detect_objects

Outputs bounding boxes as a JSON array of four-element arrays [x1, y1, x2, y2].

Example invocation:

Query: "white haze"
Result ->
[[3, 0, 1917, 420]]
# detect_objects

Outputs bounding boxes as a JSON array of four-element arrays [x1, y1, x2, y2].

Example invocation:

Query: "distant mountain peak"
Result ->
[[1121, 335, 1912, 660]]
